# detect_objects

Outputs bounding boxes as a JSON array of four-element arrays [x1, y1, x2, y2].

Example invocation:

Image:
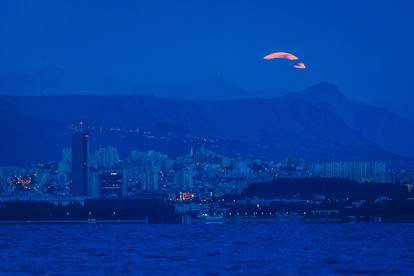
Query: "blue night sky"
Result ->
[[1, 0, 413, 118]]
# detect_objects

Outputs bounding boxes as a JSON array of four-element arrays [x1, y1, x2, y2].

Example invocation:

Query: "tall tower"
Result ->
[[71, 123, 89, 196]]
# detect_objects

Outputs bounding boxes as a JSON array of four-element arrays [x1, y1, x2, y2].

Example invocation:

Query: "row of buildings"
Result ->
[[0, 128, 412, 199], [54, 130, 409, 199], [67, 130, 255, 198], [310, 161, 388, 183]]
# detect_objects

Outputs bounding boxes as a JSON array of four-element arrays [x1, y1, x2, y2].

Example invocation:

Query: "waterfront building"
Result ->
[[100, 171, 124, 198], [91, 147, 120, 169], [143, 166, 160, 191], [62, 148, 72, 163], [174, 168, 194, 190], [71, 132, 89, 195], [312, 160, 387, 182]]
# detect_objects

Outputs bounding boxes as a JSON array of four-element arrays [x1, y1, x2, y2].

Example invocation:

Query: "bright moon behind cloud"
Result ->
[[263, 52, 306, 69], [263, 52, 299, 61], [293, 62, 306, 69]]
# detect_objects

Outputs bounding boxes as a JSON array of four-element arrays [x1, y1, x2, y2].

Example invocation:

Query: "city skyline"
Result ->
[[0, 128, 403, 201]]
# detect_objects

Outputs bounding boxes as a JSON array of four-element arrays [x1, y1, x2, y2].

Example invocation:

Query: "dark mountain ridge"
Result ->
[[1, 83, 413, 168], [289, 82, 414, 157]]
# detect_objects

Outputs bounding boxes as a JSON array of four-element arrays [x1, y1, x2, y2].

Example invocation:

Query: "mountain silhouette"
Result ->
[[289, 82, 414, 157], [1, 82, 414, 167]]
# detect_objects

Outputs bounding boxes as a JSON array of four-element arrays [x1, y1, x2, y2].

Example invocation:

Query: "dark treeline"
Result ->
[[0, 199, 179, 223], [241, 177, 409, 200]]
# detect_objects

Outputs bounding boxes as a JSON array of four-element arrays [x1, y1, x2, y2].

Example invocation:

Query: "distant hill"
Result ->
[[1, 83, 414, 167], [289, 83, 414, 157]]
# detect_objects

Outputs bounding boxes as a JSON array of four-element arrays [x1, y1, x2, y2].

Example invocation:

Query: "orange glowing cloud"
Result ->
[[263, 52, 299, 61], [293, 62, 306, 69]]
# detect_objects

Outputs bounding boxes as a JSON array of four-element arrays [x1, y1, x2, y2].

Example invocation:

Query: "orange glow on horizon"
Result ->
[[293, 62, 306, 69], [263, 52, 299, 61]]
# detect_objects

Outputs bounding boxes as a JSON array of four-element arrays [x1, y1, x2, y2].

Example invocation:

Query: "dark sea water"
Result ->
[[1, 223, 414, 275]]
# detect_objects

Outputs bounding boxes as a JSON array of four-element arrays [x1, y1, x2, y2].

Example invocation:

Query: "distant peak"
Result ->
[[291, 82, 347, 104]]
